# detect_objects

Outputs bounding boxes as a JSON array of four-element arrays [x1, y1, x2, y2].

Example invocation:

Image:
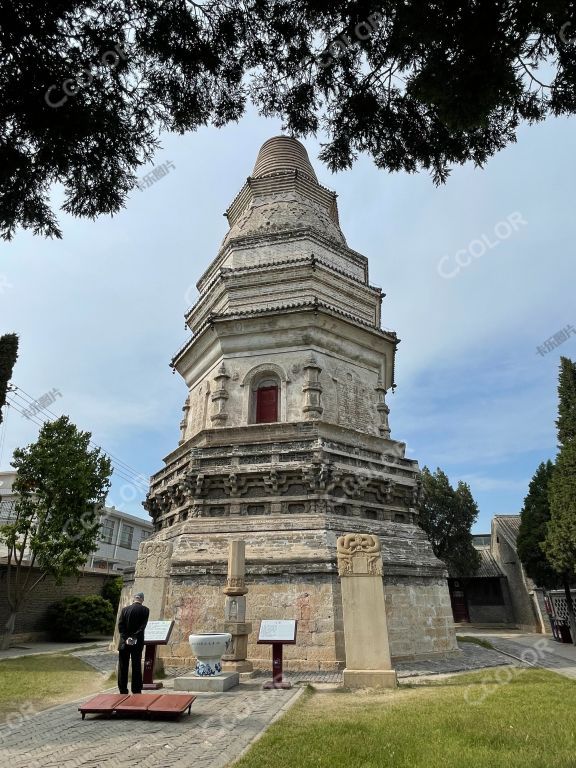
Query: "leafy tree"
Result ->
[[544, 356, 576, 645], [46, 595, 115, 641], [419, 467, 481, 577], [0, 416, 112, 649], [517, 460, 561, 589], [3, 1, 576, 240], [0, 334, 19, 423], [102, 575, 123, 614]]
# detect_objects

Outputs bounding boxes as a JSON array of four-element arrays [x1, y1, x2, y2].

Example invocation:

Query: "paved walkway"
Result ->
[[3, 634, 572, 768], [0, 640, 111, 661], [464, 630, 576, 681], [0, 681, 303, 768]]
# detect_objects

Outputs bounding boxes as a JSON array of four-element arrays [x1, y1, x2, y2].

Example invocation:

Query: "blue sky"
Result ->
[[1, 108, 574, 532]]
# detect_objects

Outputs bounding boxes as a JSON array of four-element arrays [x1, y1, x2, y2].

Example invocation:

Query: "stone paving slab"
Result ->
[[481, 635, 576, 681], [0, 682, 303, 768]]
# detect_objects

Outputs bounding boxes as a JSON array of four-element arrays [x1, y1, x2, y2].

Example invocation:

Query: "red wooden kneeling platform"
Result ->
[[79, 693, 196, 720]]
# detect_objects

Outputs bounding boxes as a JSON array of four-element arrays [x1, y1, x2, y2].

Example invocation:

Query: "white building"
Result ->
[[0, 470, 152, 571], [89, 506, 153, 572]]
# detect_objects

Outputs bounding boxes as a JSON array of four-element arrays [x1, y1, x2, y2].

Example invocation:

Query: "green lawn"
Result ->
[[0, 653, 107, 723], [235, 668, 576, 768]]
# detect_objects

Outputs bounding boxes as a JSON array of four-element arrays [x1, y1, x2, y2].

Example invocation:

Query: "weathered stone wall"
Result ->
[[155, 568, 457, 670], [159, 571, 344, 671], [494, 535, 539, 631], [384, 576, 458, 660], [0, 565, 111, 642], [141, 514, 457, 671], [183, 349, 385, 440]]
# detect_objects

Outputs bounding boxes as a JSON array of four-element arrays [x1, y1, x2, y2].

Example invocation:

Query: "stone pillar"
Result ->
[[302, 355, 323, 419], [178, 394, 190, 444], [211, 363, 230, 425], [112, 540, 173, 653], [375, 379, 391, 438], [222, 540, 253, 673], [337, 533, 397, 688]]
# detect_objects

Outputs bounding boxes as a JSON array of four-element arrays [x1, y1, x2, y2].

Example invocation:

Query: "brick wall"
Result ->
[[0, 564, 112, 640]]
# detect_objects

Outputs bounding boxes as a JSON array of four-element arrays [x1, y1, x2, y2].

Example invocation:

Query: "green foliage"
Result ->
[[46, 595, 115, 641], [5, 415, 112, 583], [3, 1, 576, 239], [517, 460, 560, 588], [0, 415, 112, 646], [101, 576, 123, 613], [0, 333, 18, 423], [419, 467, 481, 577], [544, 357, 576, 576]]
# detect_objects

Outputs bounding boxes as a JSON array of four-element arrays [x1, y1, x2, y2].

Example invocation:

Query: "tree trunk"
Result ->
[[0, 611, 17, 650], [563, 577, 576, 646]]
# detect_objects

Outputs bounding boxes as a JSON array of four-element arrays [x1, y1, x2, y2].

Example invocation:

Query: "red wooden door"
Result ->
[[450, 583, 470, 623], [256, 386, 278, 423]]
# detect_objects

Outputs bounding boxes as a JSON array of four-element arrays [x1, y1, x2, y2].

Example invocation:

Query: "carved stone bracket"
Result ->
[[336, 533, 383, 577]]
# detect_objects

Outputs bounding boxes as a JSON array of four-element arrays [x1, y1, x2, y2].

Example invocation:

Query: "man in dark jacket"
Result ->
[[117, 591, 150, 694]]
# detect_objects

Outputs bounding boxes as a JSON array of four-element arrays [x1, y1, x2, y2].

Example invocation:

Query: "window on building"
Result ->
[[100, 518, 115, 544], [140, 529, 150, 541], [119, 524, 134, 549], [0, 500, 16, 524]]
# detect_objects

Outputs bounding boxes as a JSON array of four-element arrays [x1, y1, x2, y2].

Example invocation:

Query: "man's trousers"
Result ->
[[118, 643, 144, 694]]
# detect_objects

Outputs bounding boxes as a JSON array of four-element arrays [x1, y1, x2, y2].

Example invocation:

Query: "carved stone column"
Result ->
[[179, 394, 190, 444], [336, 533, 396, 688], [302, 355, 323, 419], [211, 363, 230, 425], [221, 540, 253, 673], [375, 379, 391, 438]]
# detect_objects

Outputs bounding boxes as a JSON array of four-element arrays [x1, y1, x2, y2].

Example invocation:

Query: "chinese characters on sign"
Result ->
[[536, 324, 576, 357], [137, 161, 176, 191], [22, 388, 62, 420]]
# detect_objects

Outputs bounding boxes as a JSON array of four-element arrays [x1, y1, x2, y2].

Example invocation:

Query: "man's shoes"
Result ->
[[119, 690, 129, 694], [132, 690, 142, 695]]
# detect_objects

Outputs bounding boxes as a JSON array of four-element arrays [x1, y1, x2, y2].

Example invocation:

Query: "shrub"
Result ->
[[101, 576, 123, 613], [46, 595, 115, 641]]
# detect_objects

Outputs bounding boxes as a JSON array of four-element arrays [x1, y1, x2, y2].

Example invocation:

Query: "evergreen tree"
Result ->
[[0, 416, 112, 649], [419, 467, 481, 577], [3, 2, 576, 239], [517, 460, 560, 589], [544, 356, 576, 645], [0, 333, 19, 424]]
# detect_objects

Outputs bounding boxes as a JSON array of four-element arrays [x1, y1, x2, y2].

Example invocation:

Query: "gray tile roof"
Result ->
[[476, 549, 505, 578], [494, 515, 521, 546]]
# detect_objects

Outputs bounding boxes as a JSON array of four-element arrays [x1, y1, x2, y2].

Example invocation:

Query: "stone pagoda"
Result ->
[[136, 136, 457, 670]]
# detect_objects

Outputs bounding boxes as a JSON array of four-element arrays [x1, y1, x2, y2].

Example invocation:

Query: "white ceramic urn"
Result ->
[[189, 632, 232, 676]]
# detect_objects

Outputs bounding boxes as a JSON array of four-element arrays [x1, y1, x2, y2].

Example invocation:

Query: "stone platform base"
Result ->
[[222, 661, 253, 673], [174, 672, 240, 692], [343, 669, 397, 689]]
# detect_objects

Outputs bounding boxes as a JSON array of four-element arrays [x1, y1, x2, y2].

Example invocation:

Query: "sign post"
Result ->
[[257, 619, 297, 689], [143, 620, 174, 690]]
